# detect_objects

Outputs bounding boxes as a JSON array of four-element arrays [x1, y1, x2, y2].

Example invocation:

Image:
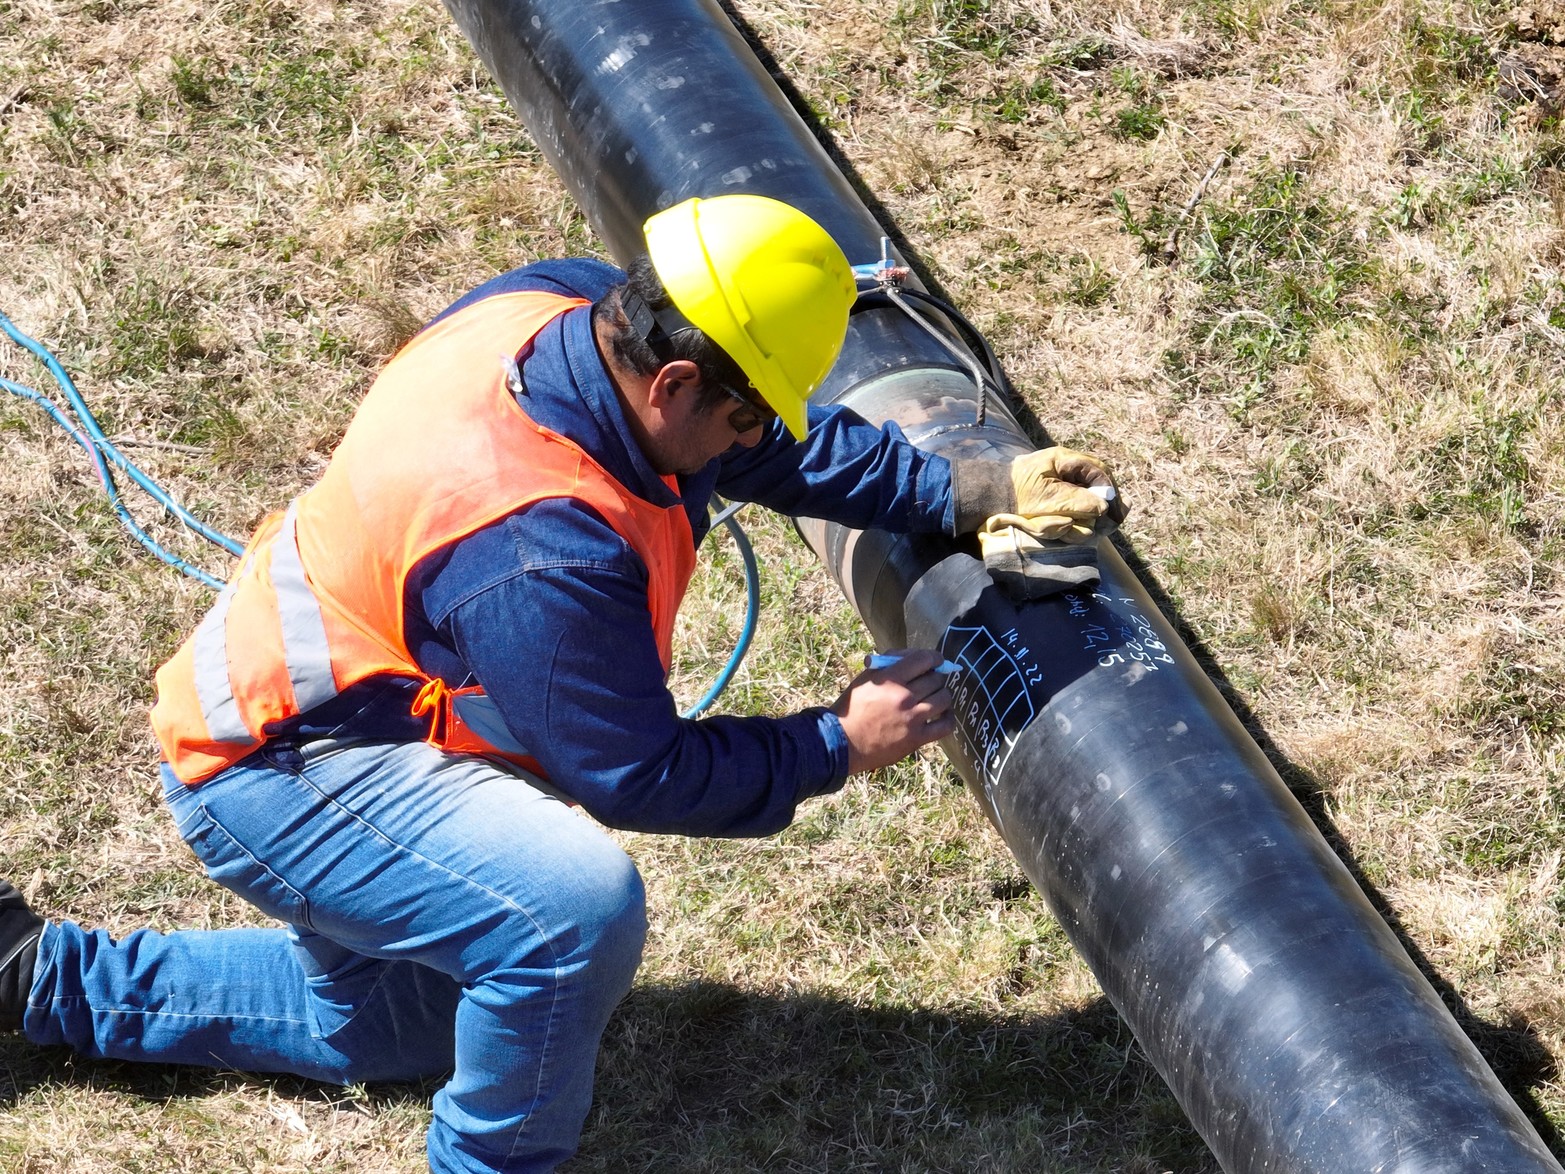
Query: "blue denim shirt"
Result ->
[[283, 259, 956, 836]]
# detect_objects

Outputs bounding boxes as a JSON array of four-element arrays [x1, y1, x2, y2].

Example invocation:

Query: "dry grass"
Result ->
[[3, 0, 1564, 1169]]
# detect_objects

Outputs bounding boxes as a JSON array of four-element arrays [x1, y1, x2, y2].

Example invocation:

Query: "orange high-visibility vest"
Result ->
[[152, 291, 698, 785]]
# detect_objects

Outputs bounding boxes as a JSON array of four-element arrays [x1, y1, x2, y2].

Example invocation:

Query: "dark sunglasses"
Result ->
[[722, 385, 777, 435]]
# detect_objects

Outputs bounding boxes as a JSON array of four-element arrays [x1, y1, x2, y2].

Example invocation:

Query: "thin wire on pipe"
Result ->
[[882, 287, 993, 427], [851, 245, 1010, 428], [888, 285, 1010, 395]]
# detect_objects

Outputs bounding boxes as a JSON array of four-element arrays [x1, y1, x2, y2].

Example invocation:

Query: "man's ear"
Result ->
[[646, 359, 703, 411]]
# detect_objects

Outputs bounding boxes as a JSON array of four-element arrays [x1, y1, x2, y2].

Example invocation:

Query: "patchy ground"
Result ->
[[2, 0, 1563, 1170]]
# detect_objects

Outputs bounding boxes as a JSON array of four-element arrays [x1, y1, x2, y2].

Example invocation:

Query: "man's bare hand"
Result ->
[[831, 648, 957, 775]]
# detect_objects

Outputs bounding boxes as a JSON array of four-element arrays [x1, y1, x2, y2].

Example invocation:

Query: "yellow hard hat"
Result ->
[[643, 194, 855, 440]]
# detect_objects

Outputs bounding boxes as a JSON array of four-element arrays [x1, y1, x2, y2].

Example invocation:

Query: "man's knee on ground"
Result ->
[[482, 842, 648, 985]]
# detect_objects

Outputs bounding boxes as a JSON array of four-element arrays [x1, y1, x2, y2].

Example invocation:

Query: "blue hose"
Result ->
[[1, 372, 228, 588], [682, 502, 760, 719], [0, 312, 245, 559]]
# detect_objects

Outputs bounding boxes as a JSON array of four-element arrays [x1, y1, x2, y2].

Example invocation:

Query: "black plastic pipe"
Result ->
[[441, 1, 1561, 1169]]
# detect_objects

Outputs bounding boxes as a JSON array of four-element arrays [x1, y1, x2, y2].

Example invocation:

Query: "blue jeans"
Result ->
[[22, 740, 648, 1173]]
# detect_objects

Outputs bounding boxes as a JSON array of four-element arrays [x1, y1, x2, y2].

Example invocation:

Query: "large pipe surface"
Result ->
[[441, 1, 1561, 1169]]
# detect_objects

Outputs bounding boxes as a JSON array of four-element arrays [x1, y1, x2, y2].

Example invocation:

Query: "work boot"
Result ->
[[0, 879, 43, 1031]]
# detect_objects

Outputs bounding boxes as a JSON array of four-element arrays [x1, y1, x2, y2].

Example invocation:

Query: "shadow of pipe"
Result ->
[[1110, 529, 1564, 1160]]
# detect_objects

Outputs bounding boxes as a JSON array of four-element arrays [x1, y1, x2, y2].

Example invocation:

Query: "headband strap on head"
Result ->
[[620, 287, 755, 397], [621, 288, 690, 364]]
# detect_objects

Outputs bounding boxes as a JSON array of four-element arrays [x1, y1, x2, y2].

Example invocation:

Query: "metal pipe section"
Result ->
[[442, 1, 1561, 1169]]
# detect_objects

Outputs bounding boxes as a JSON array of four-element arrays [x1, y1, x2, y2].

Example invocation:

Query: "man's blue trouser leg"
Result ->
[[21, 740, 648, 1174]]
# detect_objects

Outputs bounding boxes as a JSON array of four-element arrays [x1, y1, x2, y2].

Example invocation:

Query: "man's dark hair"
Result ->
[[594, 255, 748, 413]]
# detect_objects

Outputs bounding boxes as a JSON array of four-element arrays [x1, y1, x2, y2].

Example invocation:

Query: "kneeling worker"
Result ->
[[0, 194, 1122, 1172]]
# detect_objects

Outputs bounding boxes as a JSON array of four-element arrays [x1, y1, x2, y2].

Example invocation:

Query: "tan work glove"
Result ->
[[1011, 447, 1127, 526], [978, 513, 1102, 600], [951, 446, 1126, 534]]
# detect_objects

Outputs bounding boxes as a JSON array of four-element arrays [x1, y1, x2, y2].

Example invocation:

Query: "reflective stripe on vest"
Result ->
[[153, 290, 698, 784], [190, 500, 337, 742], [271, 501, 338, 715], [190, 577, 246, 744]]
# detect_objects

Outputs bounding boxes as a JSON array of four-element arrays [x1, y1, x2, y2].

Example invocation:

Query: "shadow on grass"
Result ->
[[582, 981, 1216, 1172], [0, 984, 1216, 1173], [0, 1034, 438, 1111], [1112, 532, 1565, 1161]]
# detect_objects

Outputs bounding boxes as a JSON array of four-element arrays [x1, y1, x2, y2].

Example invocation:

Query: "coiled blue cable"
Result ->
[[1, 312, 245, 564]]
